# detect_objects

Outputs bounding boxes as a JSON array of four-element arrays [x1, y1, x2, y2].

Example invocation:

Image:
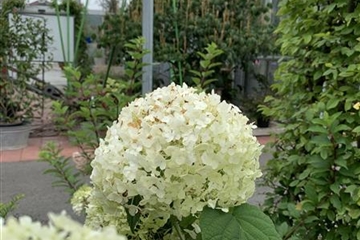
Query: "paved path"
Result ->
[[1, 161, 84, 223], [1, 150, 272, 223]]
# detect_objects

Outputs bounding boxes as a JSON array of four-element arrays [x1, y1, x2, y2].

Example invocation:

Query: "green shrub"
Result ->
[[261, 0, 360, 239]]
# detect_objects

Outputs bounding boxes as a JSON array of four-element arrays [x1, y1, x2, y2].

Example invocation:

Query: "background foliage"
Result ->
[[0, 0, 52, 124], [98, 0, 276, 102], [52, 0, 92, 74], [261, 0, 360, 239], [40, 38, 146, 197]]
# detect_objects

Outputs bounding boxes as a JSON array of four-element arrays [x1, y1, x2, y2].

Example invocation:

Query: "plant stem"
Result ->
[[103, 45, 116, 88], [172, 218, 186, 240], [74, 0, 89, 65], [172, 0, 183, 85], [284, 220, 304, 240], [54, 2, 67, 64]]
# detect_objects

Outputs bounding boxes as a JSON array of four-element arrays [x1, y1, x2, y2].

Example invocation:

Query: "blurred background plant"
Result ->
[[0, 194, 24, 218], [0, 0, 52, 125], [38, 0, 279, 199], [242, 72, 273, 127], [39, 38, 146, 197], [51, 0, 93, 75], [97, 0, 278, 104], [39, 38, 225, 200]]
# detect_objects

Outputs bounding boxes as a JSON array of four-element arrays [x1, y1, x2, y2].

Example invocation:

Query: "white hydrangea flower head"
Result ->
[[71, 185, 92, 215], [1, 212, 126, 240], [84, 190, 131, 236], [89, 83, 263, 236]]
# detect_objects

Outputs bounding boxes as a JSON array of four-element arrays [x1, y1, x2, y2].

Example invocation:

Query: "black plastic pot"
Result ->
[[256, 116, 270, 128]]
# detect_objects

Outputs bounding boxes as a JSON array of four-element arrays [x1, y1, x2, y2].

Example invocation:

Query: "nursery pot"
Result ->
[[94, 57, 106, 65], [0, 122, 32, 150], [256, 115, 270, 128]]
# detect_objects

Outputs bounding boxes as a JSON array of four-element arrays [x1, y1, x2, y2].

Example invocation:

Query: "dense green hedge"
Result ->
[[262, 0, 360, 239]]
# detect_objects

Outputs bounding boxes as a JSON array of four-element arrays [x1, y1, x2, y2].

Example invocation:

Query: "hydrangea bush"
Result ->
[[87, 83, 263, 238], [0, 212, 126, 240]]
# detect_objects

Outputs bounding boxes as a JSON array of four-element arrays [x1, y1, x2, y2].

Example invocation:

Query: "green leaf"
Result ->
[[335, 158, 348, 170], [340, 47, 354, 57], [179, 215, 197, 229], [200, 204, 281, 240], [313, 71, 323, 80], [304, 216, 319, 224], [299, 168, 311, 180], [326, 98, 340, 110], [303, 35, 312, 44], [339, 71, 354, 77], [353, 126, 360, 134], [287, 203, 300, 218], [330, 195, 342, 210], [348, 209, 360, 219], [354, 44, 360, 52], [276, 222, 288, 237], [320, 148, 328, 160], [308, 155, 330, 169], [301, 200, 315, 212], [332, 124, 351, 133], [190, 70, 202, 77], [202, 79, 218, 86], [344, 185, 357, 197], [307, 125, 328, 134], [345, 99, 353, 111], [305, 185, 318, 202], [125, 195, 142, 234], [200, 59, 211, 69], [330, 183, 340, 195], [323, 69, 333, 76], [325, 63, 333, 68]]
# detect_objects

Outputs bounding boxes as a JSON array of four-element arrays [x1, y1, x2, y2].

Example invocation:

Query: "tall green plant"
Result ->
[[51, 0, 92, 74], [190, 42, 223, 90], [97, 3, 142, 65], [261, 0, 360, 239]]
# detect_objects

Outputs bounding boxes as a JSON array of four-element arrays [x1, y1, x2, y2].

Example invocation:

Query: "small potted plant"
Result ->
[[93, 48, 106, 65], [0, 0, 51, 149]]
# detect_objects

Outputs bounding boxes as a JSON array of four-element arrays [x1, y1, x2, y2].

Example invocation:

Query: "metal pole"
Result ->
[[142, 0, 153, 95]]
